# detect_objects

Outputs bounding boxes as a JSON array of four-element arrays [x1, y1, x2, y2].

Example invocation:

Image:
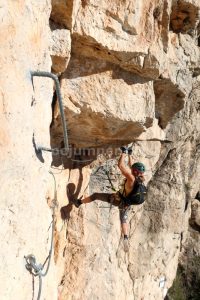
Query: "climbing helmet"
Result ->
[[131, 162, 145, 173]]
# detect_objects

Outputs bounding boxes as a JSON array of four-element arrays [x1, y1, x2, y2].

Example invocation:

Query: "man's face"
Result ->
[[132, 168, 144, 176]]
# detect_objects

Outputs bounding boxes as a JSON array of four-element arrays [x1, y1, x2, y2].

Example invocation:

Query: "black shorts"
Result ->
[[110, 192, 130, 224]]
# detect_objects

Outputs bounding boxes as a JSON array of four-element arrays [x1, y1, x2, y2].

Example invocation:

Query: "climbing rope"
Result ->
[[93, 159, 124, 193], [89, 163, 120, 209], [51, 151, 66, 174], [24, 171, 57, 300], [103, 161, 117, 192]]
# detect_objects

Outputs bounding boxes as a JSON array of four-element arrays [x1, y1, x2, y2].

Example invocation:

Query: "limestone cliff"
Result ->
[[0, 1, 199, 300]]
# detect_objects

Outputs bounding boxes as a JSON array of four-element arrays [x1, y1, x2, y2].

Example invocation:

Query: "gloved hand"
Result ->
[[127, 147, 133, 155], [120, 146, 127, 153]]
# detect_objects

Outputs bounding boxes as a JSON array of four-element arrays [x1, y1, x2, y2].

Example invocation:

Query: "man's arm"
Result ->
[[128, 155, 134, 168], [118, 153, 135, 182]]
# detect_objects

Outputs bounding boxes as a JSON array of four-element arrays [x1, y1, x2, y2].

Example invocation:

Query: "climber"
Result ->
[[71, 146, 146, 251], [115, 146, 145, 249]]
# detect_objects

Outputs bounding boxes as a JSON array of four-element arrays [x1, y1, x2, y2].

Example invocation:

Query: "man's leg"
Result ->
[[71, 192, 112, 208], [121, 222, 128, 238], [81, 195, 92, 204], [120, 208, 129, 238], [120, 207, 130, 252], [71, 195, 92, 208]]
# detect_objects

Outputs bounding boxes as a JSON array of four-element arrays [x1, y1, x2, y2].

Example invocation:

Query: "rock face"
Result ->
[[0, 1, 57, 299], [50, 28, 71, 74], [191, 200, 200, 227], [170, 0, 199, 33], [52, 56, 155, 148], [1, 1, 200, 300]]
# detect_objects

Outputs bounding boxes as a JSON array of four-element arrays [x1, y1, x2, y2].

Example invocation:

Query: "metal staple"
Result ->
[[31, 71, 69, 152]]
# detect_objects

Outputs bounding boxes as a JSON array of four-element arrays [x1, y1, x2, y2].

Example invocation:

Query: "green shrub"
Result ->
[[166, 256, 200, 300]]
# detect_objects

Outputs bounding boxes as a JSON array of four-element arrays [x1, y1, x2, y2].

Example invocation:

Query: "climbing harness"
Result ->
[[31, 71, 69, 153], [24, 171, 57, 300]]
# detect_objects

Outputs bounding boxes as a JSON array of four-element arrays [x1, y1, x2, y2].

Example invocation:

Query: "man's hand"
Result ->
[[120, 146, 133, 155], [120, 146, 127, 154], [127, 147, 132, 155], [118, 147, 135, 183]]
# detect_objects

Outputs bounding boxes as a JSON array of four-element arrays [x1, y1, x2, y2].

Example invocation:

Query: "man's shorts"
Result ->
[[110, 192, 131, 224]]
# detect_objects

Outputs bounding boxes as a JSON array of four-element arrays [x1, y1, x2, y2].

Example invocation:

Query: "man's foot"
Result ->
[[71, 199, 82, 208], [123, 236, 129, 252]]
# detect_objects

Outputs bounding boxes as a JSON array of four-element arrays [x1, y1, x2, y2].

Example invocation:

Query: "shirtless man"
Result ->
[[71, 146, 146, 251], [117, 146, 145, 249]]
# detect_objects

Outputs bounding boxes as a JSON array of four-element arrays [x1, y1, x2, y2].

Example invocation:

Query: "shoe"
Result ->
[[71, 199, 82, 208], [123, 237, 129, 252]]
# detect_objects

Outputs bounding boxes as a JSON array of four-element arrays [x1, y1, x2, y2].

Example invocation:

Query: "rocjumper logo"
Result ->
[[51, 145, 122, 161]]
